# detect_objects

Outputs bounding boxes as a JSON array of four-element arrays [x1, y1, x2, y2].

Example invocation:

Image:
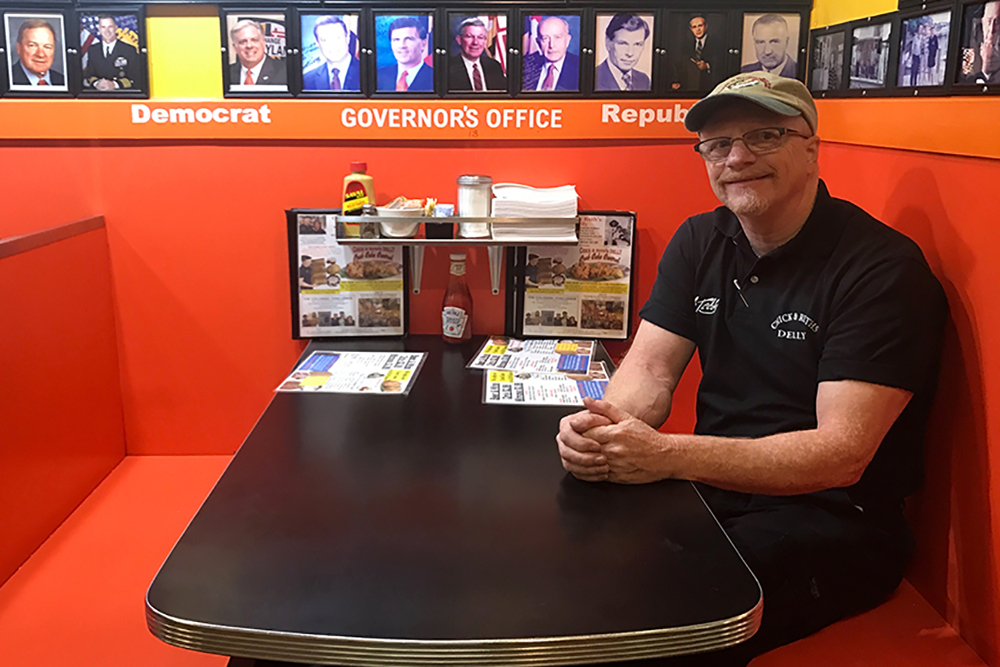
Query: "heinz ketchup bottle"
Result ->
[[442, 253, 473, 343]]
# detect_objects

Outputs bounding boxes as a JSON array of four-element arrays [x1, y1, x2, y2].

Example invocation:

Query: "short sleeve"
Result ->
[[638, 221, 699, 343], [818, 257, 947, 392]]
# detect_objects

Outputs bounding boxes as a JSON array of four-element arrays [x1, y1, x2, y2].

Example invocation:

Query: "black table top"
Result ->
[[147, 336, 761, 665]]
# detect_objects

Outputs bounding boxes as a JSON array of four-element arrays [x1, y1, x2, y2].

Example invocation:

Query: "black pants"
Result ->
[[601, 486, 913, 667]]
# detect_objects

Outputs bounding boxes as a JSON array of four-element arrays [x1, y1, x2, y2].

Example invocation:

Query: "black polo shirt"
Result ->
[[639, 180, 947, 506]]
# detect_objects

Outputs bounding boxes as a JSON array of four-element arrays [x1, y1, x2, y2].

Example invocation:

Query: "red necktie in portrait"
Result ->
[[542, 64, 557, 90], [472, 63, 483, 91], [397, 70, 409, 92], [330, 68, 341, 91], [244, 69, 254, 85], [37, 78, 48, 86]]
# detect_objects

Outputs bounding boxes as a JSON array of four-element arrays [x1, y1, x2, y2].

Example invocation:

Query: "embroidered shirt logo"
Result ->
[[695, 296, 720, 315], [771, 311, 820, 340]]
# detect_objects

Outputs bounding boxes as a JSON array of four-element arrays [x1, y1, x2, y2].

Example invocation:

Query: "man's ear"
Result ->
[[805, 134, 821, 166]]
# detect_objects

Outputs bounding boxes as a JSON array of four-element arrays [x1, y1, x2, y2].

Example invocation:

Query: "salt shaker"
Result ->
[[457, 175, 492, 238]]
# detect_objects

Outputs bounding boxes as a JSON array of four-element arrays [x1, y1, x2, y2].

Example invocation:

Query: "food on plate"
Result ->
[[344, 259, 400, 279]]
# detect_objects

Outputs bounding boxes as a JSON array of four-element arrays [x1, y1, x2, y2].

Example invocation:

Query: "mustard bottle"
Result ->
[[342, 162, 375, 238]]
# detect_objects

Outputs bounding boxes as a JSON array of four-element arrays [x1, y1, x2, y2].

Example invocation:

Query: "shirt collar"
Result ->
[[763, 55, 788, 75], [327, 53, 352, 75], [20, 61, 49, 85], [713, 180, 841, 259], [103, 39, 118, 53]]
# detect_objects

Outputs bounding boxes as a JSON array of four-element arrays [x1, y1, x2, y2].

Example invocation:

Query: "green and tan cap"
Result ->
[[684, 72, 818, 134]]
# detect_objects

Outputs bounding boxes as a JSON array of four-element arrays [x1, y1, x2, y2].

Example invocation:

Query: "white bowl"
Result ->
[[376, 207, 422, 238]]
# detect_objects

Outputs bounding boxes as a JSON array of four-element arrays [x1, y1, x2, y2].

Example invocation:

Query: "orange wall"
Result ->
[[0, 141, 711, 456], [1, 120, 998, 664], [818, 143, 1000, 666], [0, 225, 126, 586]]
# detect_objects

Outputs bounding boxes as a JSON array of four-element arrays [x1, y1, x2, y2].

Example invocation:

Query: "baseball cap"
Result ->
[[684, 72, 818, 134]]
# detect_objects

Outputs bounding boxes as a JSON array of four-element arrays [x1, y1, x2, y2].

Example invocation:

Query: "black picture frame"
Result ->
[[509, 211, 638, 342], [3, 8, 73, 97], [663, 9, 733, 96], [844, 13, 899, 97], [515, 8, 587, 96], [591, 8, 658, 97], [892, 3, 956, 97], [294, 7, 367, 97], [736, 10, 807, 83], [371, 9, 437, 96], [950, 0, 1000, 94], [443, 8, 512, 96], [221, 7, 292, 98], [808, 23, 848, 97], [74, 5, 148, 98], [286, 209, 410, 340]]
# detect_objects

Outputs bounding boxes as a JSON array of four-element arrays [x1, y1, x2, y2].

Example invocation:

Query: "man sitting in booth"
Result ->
[[557, 72, 947, 664]]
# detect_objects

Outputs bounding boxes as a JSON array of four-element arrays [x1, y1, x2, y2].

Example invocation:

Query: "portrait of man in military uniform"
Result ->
[[80, 13, 144, 93]]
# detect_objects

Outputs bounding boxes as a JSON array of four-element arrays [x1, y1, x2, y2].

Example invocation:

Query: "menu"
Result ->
[[519, 212, 636, 340], [276, 351, 425, 395], [293, 211, 405, 338], [469, 337, 595, 373], [483, 361, 610, 406]]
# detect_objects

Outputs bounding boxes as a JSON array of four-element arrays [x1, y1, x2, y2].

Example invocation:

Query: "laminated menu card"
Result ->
[[276, 351, 425, 395], [468, 337, 595, 373], [483, 361, 610, 406]]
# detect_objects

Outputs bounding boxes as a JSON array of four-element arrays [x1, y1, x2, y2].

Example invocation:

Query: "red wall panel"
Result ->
[[818, 143, 1000, 666], [0, 225, 126, 586], [0, 141, 712, 456]]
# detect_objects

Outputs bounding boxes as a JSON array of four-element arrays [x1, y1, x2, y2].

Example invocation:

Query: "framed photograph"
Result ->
[[896, 8, 953, 91], [222, 9, 289, 96], [78, 8, 147, 97], [374, 12, 434, 94], [4, 12, 70, 94], [740, 12, 802, 80], [594, 11, 655, 93], [520, 12, 582, 93], [511, 212, 637, 341], [666, 11, 730, 93], [287, 209, 409, 339], [300, 12, 363, 94], [849, 19, 894, 91], [809, 28, 846, 95], [954, 1, 1000, 88], [446, 12, 509, 93]]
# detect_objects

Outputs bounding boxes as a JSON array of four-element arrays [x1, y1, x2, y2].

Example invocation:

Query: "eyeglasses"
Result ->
[[693, 127, 810, 162]]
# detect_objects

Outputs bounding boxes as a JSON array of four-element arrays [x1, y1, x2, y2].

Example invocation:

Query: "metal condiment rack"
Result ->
[[333, 216, 580, 295]]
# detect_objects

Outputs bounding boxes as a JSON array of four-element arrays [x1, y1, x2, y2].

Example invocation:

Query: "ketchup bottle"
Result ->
[[442, 253, 473, 343]]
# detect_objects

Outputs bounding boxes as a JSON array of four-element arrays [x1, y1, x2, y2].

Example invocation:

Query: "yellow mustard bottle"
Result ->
[[341, 161, 375, 238]]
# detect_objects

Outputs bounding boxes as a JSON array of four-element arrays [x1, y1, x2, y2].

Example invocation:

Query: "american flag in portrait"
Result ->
[[79, 14, 139, 69]]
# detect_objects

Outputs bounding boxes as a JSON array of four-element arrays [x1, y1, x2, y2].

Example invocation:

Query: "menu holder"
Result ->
[[286, 209, 410, 339], [508, 211, 637, 341]]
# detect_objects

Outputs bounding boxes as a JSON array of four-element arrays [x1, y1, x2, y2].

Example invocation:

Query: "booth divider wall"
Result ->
[[0, 218, 127, 587]]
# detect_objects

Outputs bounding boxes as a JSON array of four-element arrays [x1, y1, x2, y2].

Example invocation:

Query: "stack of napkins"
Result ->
[[490, 183, 579, 242], [491, 183, 579, 218]]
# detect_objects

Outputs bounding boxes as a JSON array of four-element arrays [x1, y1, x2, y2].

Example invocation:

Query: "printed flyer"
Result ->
[[520, 213, 635, 340], [469, 337, 595, 373], [483, 361, 610, 406], [295, 212, 405, 337], [276, 351, 426, 395]]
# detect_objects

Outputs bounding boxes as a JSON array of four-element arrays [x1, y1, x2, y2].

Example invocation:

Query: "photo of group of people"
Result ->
[[850, 22, 892, 89], [898, 10, 951, 88], [2, 10, 146, 95]]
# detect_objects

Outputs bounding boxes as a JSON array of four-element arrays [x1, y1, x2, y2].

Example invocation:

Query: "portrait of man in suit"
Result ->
[[595, 13, 652, 92], [522, 16, 580, 92], [302, 15, 360, 92], [741, 13, 799, 79], [376, 16, 433, 92], [448, 17, 507, 92], [228, 18, 287, 89], [7, 16, 66, 89], [670, 14, 727, 92], [83, 15, 140, 91]]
